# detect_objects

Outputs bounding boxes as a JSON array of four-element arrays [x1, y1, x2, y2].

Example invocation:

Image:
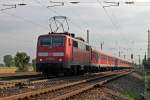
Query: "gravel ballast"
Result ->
[[69, 71, 144, 100]]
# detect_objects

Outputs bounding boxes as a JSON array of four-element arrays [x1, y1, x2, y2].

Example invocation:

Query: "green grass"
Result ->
[[123, 90, 140, 100], [148, 75, 150, 81], [147, 71, 150, 81]]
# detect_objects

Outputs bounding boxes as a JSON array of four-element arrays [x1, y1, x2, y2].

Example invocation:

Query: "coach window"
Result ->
[[83, 44, 85, 51], [96, 52, 99, 60], [104, 56, 106, 60], [79, 43, 82, 50], [78, 42, 81, 49], [86, 45, 90, 51], [102, 55, 105, 60], [73, 40, 78, 48], [101, 55, 104, 60]]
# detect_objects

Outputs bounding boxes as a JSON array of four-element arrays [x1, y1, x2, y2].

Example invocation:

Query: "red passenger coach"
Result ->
[[36, 32, 134, 76]]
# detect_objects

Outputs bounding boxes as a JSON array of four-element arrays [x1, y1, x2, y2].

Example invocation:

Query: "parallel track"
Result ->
[[0, 70, 132, 100], [0, 74, 45, 89], [29, 71, 130, 100]]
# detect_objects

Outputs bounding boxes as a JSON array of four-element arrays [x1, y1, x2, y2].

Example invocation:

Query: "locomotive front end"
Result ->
[[36, 34, 65, 75]]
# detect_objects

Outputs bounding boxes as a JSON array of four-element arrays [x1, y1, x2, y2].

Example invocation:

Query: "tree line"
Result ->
[[3, 52, 36, 71]]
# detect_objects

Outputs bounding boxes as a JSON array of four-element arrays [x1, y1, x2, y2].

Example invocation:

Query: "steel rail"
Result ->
[[0, 76, 46, 89], [0, 73, 116, 100], [52, 71, 132, 100], [0, 71, 110, 90], [0, 70, 132, 100]]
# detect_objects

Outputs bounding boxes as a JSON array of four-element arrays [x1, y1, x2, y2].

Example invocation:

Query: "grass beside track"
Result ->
[[125, 70, 150, 100], [0, 67, 17, 74], [147, 71, 150, 81], [123, 90, 141, 100]]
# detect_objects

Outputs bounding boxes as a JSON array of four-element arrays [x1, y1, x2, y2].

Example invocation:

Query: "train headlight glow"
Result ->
[[52, 52, 64, 56], [59, 58, 63, 62], [39, 59, 43, 61], [38, 52, 48, 57]]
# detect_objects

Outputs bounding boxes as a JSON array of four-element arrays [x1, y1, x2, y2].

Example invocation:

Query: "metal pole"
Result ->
[[101, 41, 104, 50], [148, 30, 150, 59], [119, 51, 120, 57], [144, 66, 148, 98], [144, 29, 150, 98], [124, 55, 126, 59], [87, 30, 89, 43], [138, 55, 141, 67]]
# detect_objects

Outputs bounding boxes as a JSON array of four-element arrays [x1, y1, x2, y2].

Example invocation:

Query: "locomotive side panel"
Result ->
[[63, 37, 73, 68], [72, 40, 91, 66]]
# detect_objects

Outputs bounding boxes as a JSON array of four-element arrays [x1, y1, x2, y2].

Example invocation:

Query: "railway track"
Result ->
[[68, 86, 128, 100], [0, 72, 42, 80], [0, 70, 132, 100], [0, 71, 113, 90], [0, 72, 108, 98], [0, 74, 46, 89], [29, 71, 130, 100]]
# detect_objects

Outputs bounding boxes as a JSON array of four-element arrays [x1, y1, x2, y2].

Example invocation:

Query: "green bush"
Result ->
[[14, 52, 30, 71]]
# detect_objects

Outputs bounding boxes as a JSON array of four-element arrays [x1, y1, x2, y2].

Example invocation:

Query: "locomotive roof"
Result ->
[[39, 33, 67, 37], [39, 33, 89, 45]]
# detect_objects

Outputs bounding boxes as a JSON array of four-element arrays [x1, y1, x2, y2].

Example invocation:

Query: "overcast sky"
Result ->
[[0, 0, 149, 64]]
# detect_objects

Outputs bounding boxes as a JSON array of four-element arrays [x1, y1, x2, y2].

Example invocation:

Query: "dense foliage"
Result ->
[[14, 52, 30, 71], [3, 55, 13, 67]]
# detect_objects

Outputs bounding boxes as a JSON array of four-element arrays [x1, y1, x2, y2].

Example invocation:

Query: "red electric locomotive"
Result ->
[[36, 32, 91, 75], [36, 32, 133, 76]]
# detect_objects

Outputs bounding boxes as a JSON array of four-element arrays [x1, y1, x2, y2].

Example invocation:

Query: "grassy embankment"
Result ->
[[0, 67, 17, 73], [0, 66, 34, 73], [122, 71, 145, 100], [147, 70, 150, 81], [123, 90, 140, 100]]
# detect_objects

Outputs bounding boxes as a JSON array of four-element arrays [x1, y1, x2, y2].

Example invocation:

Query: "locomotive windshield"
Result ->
[[39, 36, 64, 46]]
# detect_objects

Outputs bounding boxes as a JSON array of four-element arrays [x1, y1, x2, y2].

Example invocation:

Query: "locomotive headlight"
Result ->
[[39, 59, 43, 61], [59, 58, 63, 62], [52, 52, 64, 56], [38, 52, 48, 57]]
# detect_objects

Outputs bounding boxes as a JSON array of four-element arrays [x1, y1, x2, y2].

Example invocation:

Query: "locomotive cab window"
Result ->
[[39, 37, 52, 46], [52, 36, 64, 46], [39, 36, 64, 46]]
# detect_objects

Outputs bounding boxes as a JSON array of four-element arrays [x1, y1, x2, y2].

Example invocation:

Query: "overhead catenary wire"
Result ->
[[33, 0, 86, 33], [97, 0, 130, 37], [97, 0, 120, 30], [0, 1, 49, 30], [0, 0, 148, 32], [96, 0, 132, 56], [0, 11, 49, 30], [0, 3, 27, 11], [0, 6, 16, 11]]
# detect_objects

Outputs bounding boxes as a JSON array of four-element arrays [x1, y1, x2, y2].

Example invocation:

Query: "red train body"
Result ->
[[36, 33, 133, 75]]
